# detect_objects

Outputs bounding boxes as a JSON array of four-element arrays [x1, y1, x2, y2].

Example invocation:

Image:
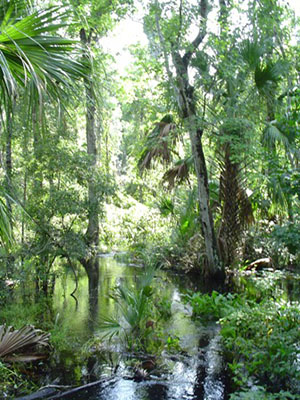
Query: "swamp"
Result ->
[[0, 0, 299, 399]]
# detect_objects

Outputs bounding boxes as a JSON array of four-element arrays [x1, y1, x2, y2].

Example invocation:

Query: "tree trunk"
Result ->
[[171, 50, 224, 281], [5, 104, 14, 276], [80, 28, 100, 299], [185, 115, 223, 279], [5, 105, 13, 214], [151, 0, 224, 281]]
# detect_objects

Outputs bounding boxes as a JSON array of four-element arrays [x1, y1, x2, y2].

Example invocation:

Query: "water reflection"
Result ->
[[53, 256, 141, 340], [49, 255, 227, 400]]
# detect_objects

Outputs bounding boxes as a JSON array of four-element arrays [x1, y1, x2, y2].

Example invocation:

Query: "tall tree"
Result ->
[[79, 27, 100, 299], [145, 0, 224, 280], [66, 0, 133, 301]]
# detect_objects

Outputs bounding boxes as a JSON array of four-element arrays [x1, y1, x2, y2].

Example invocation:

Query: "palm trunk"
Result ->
[[218, 143, 240, 265]]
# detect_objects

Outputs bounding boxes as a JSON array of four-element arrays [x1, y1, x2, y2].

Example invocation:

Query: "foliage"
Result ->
[[271, 221, 300, 258], [186, 273, 300, 397], [0, 1, 84, 107], [0, 298, 52, 328], [241, 219, 300, 268], [98, 264, 176, 355], [100, 193, 173, 254], [185, 290, 241, 320], [230, 387, 299, 400], [221, 298, 300, 393], [0, 196, 13, 248], [0, 360, 37, 398], [98, 264, 156, 350], [0, 0, 299, 395]]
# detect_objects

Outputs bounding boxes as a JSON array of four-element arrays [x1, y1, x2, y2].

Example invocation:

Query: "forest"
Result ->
[[0, 0, 299, 399]]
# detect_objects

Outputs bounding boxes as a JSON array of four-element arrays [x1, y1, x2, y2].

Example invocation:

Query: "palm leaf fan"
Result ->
[[263, 123, 291, 149], [138, 115, 177, 171], [240, 39, 264, 70], [162, 156, 193, 189], [254, 60, 286, 90], [0, 4, 85, 105], [0, 325, 50, 360], [0, 196, 12, 248]]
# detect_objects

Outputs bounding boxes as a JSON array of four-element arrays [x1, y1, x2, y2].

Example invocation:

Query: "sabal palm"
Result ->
[[0, 0, 84, 246], [0, 1, 83, 103], [241, 40, 297, 212]]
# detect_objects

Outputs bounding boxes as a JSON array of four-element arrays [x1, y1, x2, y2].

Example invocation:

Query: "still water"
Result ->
[[15, 256, 300, 400], [30, 254, 227, 400]]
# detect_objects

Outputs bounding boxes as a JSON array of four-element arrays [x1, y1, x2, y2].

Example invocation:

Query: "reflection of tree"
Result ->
[[88, 283, 99, 333]]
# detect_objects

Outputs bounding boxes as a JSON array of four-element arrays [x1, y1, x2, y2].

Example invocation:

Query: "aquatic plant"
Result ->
[[221, 298, 300, 394], [185, 290, 242, 320], [230, 387, 299, 399], [99, 265, 157, 350]]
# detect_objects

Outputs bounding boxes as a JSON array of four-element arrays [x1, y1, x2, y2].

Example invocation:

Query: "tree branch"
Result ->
[[176, 0, 183, 45], [154, 7, 173, 83], [183, 0, 209, 66]]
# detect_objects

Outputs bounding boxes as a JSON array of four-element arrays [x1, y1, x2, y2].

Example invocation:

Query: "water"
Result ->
[[17, 255, 227, 400]]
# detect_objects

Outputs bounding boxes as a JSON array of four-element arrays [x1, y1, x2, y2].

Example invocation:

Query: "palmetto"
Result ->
[[99, 265, 156, 349], [0, 1, 83, 103], [0, 324, 50, 361]]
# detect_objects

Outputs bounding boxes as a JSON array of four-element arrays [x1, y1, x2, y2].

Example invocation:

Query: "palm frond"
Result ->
[[0, 5, 85, 108], [157, 196, 174, 216], [98, 315, 123, 341], [0, 196, 12, 248], [99, 267, 156, 345], [138, 115, 177, 171], [162, 156, 193, 189], [139, 264, 157, 289], [254, 60, 287, 90], [240, 39, 264, 70], [0, 325, 50, 358], [263, 124, 291, 149]]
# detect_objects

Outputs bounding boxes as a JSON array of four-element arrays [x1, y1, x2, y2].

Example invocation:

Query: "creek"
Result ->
[[16, 254, 228, 400]]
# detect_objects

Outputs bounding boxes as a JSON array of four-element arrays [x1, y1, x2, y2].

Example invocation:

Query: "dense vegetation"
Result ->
[[0, 0, 299, 398]]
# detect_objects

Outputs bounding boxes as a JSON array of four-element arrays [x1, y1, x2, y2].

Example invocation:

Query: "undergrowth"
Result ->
[[185, 271, 300, 398]]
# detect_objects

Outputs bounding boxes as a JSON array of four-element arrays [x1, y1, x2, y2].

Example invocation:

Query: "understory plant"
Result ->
[[98, 264, 160, 352], [186, 272, 300, 397], [221, 298, 300, 394], [0, 360, 37, 397], [270, 221, 300, 266], [242, 219, 300, 268]]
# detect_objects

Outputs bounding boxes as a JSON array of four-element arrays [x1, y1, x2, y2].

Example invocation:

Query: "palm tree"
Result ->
[[0, 1, 83, 104], [0, 0, 84, 246]]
